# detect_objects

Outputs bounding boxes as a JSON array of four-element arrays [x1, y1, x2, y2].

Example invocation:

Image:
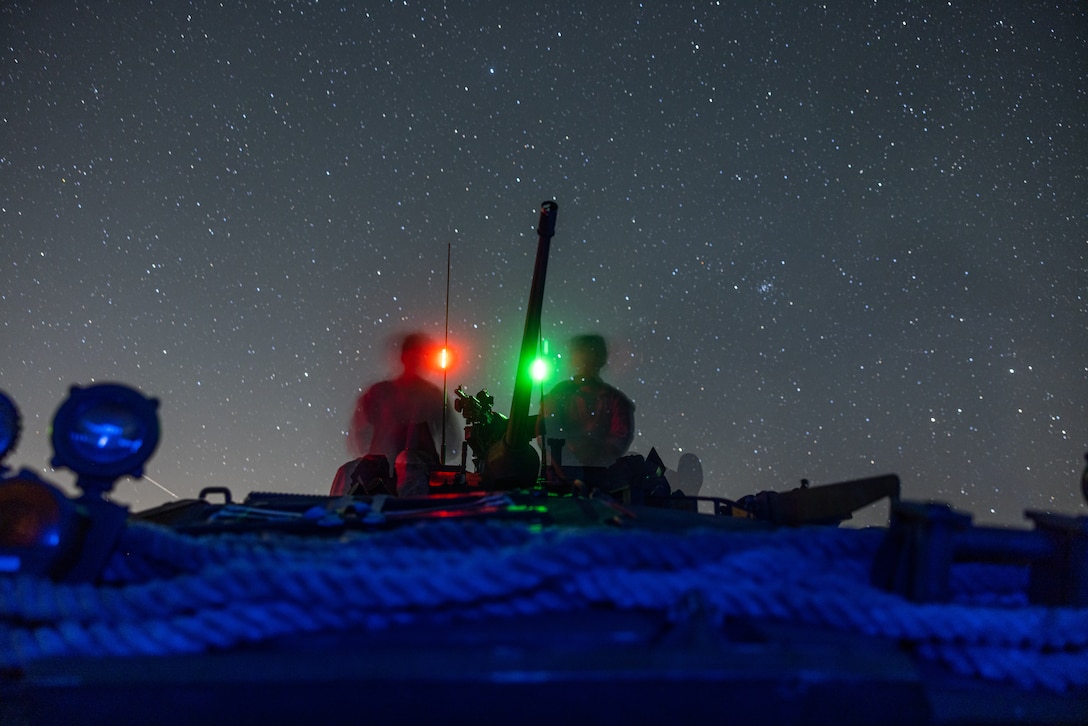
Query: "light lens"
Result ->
[[69, 402, 146, 465], [438, 346, 453, 371], [51, 383, 161, 482], [530, 357, 550, 383]]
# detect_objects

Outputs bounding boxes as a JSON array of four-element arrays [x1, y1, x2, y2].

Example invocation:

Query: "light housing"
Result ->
[[0, 391, 81, 576], [50, 383, 161, 495], [0, 472, 81, 576], [0, 390, 19, 466]]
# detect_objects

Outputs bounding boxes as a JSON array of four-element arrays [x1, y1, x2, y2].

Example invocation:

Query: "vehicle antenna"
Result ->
[[441, 242, 451, 462]]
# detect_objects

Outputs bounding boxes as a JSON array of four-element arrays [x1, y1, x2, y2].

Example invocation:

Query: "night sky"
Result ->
[[2, 1, 1085, 527]]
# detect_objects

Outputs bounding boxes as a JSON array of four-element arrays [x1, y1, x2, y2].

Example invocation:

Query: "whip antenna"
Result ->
[[441, 242, 451, 462]]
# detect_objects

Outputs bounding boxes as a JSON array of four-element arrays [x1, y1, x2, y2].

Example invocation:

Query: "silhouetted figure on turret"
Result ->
[[333, 333, 453, 496], [538, 334, 635, 474]]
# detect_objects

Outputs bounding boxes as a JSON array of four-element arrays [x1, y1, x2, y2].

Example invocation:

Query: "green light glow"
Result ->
[[530, 357, 549, 383]]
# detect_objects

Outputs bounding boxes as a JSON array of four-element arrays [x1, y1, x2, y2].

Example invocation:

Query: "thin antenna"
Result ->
[[141, 474, 179, 499], [441, 242, 451, 462]]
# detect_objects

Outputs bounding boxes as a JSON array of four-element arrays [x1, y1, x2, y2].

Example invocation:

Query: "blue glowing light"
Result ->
[[50, 383, 160, 484], [69, 410, 145, 464], [0, 391, 19, 462]]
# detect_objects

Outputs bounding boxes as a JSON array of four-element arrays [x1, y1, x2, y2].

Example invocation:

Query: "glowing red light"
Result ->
[[438, 346, 454, 371]]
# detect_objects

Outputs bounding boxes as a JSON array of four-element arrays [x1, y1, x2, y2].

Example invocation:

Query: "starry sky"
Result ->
[[1, 1, 1085, 527]]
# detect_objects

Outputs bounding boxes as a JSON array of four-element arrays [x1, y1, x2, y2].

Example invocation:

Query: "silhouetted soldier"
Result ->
[[538, 334, 635, 470], [334, 333, 452, 496]]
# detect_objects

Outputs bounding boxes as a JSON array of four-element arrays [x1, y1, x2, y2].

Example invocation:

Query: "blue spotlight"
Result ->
[[51, 383, 161, 495], [0, 391, 19, 467]]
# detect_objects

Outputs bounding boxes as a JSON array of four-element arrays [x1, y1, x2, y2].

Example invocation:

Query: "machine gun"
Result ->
[[453, 386, 507, 474]]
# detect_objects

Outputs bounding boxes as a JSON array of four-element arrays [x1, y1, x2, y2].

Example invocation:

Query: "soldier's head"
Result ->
[[569, 334, 608, 378], [399, 333, 433, 375]]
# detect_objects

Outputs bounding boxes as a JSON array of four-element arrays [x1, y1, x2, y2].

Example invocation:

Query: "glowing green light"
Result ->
[[530, 357, 550, 383]]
